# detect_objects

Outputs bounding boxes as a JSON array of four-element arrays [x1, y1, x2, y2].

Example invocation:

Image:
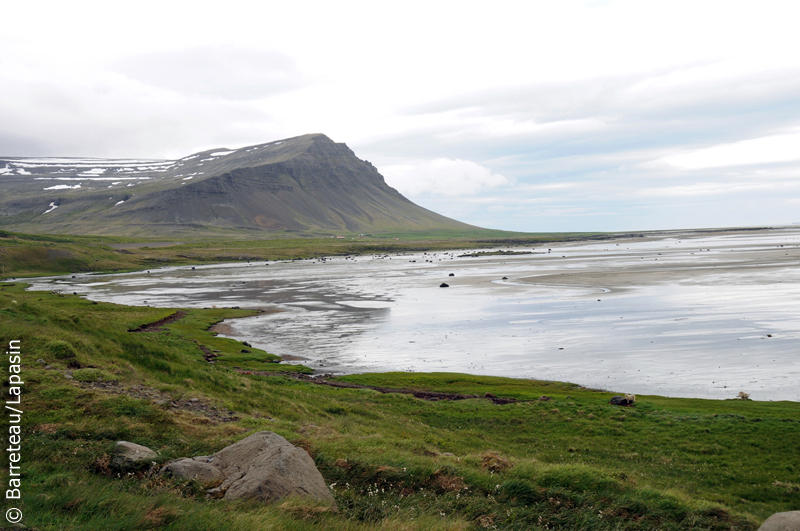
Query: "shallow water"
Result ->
[[26, 228, 800, 401]]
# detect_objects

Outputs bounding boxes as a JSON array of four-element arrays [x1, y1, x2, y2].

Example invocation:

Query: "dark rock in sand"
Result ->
[[610, 396, 633, 406], [449, 273, 455, 276], [439, 283, 449, 288]]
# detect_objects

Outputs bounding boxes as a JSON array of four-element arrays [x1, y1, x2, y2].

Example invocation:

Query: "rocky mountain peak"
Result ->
[[0, 134, 473, 236]]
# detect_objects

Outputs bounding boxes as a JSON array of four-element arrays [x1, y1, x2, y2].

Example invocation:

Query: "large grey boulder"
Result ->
[[159, 431, 334, 505], [758, 511, 800, 531], [112, 441, 158, 471]]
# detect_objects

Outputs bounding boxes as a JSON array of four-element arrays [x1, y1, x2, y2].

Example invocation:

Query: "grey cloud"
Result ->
[[0, 69, 277, 158], [0, 132, 52, 158], [112, 46, 305, 100], [394, 67, 800, 158], [408, 67, 800, 124], [362, 66, 800, 232]]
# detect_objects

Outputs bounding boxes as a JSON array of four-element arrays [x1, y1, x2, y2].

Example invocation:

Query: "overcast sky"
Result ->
[[3, 1, 800, 232]]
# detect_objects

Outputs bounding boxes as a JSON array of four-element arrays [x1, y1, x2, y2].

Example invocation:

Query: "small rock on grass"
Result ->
[[113, 441, 157, 471]]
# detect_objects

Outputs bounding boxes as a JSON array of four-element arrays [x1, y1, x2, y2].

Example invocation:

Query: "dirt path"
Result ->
[[248, 372, 519, 404], [311, 377, 518, 404], [77, 380, 240, 423], [128, 311, 187, 332]]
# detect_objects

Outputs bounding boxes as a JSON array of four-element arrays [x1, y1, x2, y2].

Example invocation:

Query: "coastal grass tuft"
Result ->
[[1, 283, 798, 530]]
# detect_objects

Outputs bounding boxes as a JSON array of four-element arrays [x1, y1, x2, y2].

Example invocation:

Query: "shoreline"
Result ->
[[13, 225, 800, 402]]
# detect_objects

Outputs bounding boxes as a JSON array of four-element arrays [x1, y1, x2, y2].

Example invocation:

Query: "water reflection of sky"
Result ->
[[25, 229, 800, 401]]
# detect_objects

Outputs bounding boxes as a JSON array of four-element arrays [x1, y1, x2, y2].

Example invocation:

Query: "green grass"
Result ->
[[1, 228, 609, 279], [2, 282, 798, 530]]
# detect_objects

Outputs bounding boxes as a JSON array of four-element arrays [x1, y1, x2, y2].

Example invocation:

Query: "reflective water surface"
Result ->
[[26, 228, 800, 401]]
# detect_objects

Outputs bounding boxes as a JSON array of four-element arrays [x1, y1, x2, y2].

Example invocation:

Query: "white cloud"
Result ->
[[381, 159, 514, 197], [0, 63, 277, 158], [112, 47, 303, 100], [660, 131, 800, 169]]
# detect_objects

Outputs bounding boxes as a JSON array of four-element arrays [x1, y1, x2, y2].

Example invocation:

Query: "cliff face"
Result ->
[[0, 134, 474, 236]]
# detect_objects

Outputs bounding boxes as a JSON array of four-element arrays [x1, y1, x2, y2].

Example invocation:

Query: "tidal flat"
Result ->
[[27, 227, 800, 401]]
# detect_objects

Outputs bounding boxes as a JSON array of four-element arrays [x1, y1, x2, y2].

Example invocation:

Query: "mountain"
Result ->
[[0, 134, 475, 237]]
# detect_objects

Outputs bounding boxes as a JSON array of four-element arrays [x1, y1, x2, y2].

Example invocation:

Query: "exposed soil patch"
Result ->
[[209, 322, 235, 335], [194, 341, 218, 363], [286, 375, 519, 405], [208, 307, 285, 337], [108, 242, 185, 250], [128, 311, 187, 333], [77, 380, 240, 422], [279, 354, 309, 361]]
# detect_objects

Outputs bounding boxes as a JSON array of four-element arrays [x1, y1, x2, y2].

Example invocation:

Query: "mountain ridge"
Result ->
[[0, 134, 475, 236]]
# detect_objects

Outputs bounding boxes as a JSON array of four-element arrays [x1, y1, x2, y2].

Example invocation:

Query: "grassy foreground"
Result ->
[[2, 283, 799, 530]]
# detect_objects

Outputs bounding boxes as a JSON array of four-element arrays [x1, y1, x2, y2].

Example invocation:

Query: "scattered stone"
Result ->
[[758, 511, 800, 531], [242, 341, 252, 347], [442, 452, 455, 456], [36, 359, 46, 365], [538, 396, 551, 401], [159, 456, 224, 488], [484, 392, 497, 399], [448, 273, 455, 276], [439, 283, 449, 288], [112, 441, 157, 471], [502, 276, 508, 280], [241, 349, 251, 353]]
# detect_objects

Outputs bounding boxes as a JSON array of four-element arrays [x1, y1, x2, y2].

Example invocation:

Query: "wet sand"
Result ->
[[25, 227, 800, 401]]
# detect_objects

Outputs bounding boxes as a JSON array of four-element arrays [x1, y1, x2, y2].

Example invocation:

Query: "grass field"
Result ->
[[0, 228, 606, 279], [2, 281, 798, 530]]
